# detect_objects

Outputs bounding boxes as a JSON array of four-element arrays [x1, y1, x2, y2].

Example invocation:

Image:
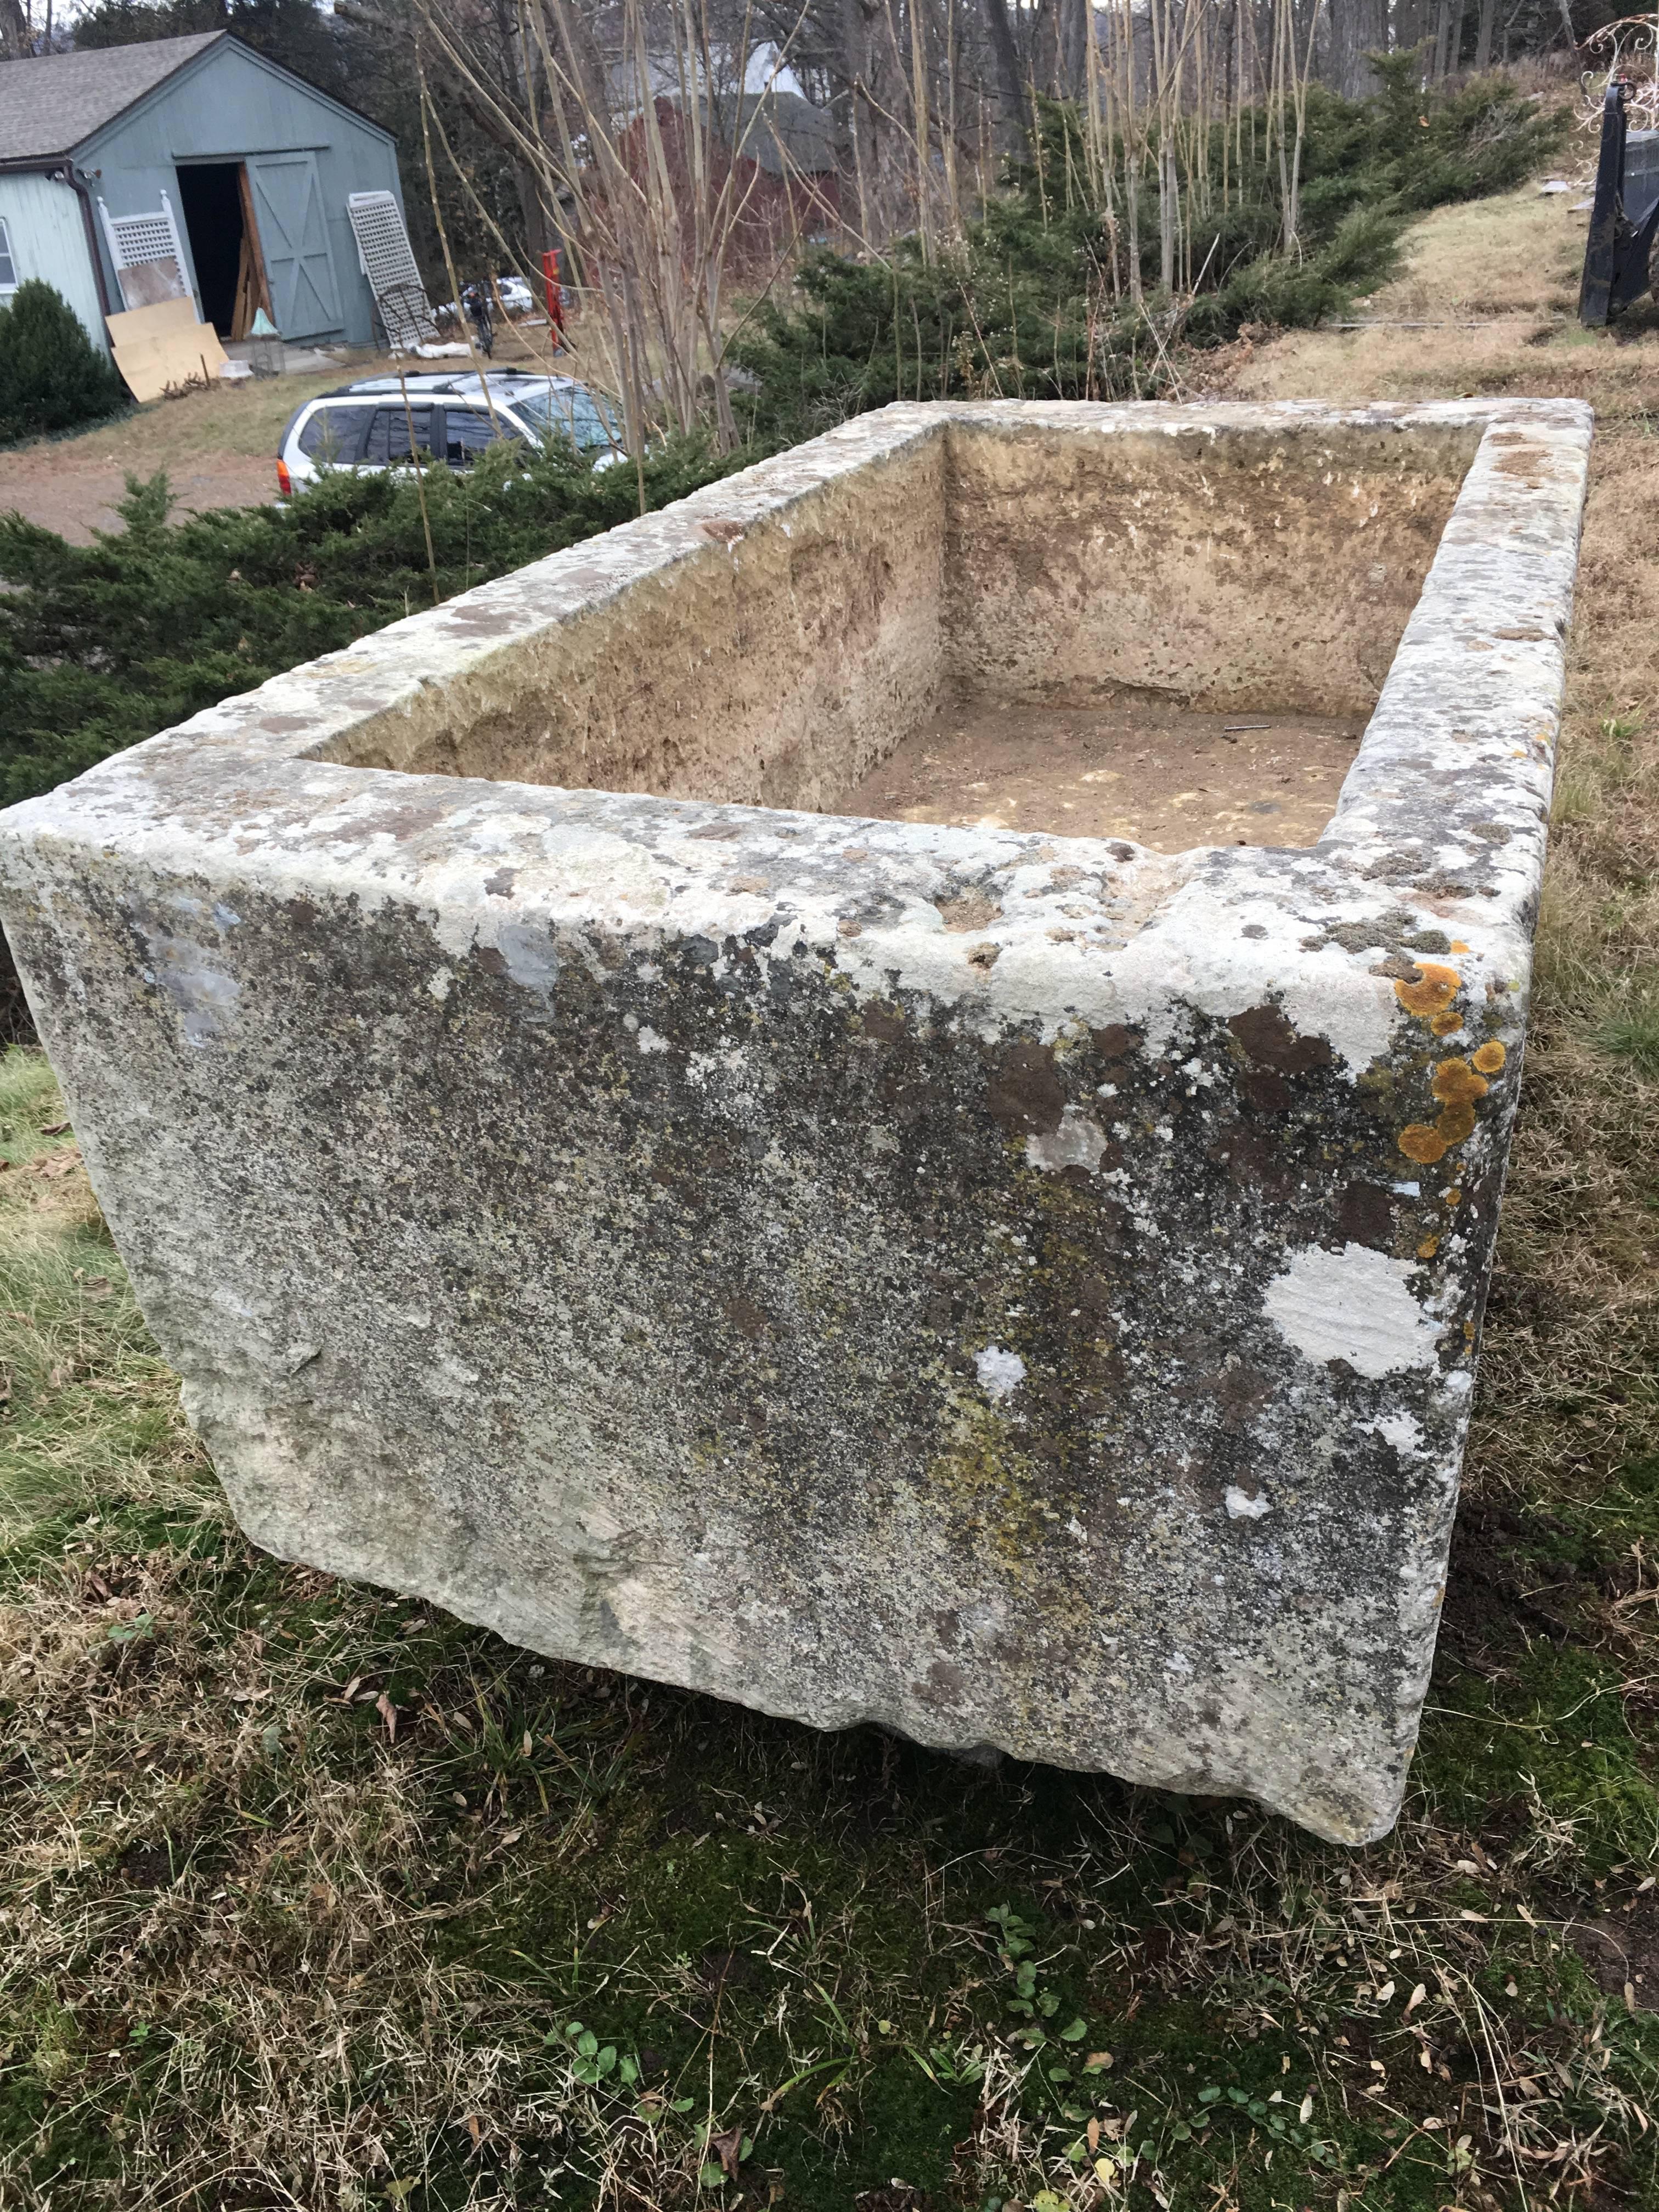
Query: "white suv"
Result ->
[[275, 371, 622, 496]]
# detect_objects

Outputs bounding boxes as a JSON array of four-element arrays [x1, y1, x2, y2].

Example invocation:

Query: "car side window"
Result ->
[[442, 405, 519, 467], [362, 406, 439, 465], [297, 406, 368, 466]]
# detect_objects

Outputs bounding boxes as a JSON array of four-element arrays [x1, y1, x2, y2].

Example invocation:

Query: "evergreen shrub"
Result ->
[[731, 65, 1565, 443], [0, 281, 127, 447], [0, 435, 737, 810]]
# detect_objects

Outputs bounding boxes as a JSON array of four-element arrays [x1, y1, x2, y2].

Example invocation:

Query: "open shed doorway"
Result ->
[[176, 162, 272, 339]]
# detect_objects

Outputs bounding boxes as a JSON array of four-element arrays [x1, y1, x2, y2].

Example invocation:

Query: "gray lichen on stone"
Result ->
[[0, 399, 1591, 1843]]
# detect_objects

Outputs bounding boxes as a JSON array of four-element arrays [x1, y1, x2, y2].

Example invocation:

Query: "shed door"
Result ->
[[247, 153, 341, 339]]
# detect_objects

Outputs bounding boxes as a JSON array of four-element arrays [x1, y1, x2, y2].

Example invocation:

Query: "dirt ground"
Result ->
[[845, 694, 1363, 848], [0, 366, 352, 540], [0, 322, 566, 542]]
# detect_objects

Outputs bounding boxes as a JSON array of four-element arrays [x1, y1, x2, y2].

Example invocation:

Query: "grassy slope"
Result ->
[[3, 188, 1659, 2211]]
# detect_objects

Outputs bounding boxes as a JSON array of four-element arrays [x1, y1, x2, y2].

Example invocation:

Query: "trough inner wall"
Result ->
[[324, 420, 1480, 826], [944, 421, 1481, 716], [329, 439, 950, 814]]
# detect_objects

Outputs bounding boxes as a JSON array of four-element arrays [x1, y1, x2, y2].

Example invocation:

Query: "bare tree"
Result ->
[[1, 0, 34, 60]]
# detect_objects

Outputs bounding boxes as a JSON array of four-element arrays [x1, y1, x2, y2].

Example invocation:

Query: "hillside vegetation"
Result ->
[[733, 61, 1562, 442]]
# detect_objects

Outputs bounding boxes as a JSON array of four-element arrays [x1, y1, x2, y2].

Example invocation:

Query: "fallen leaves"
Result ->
[[24, 1146, 83, 1183], [706, 2121, 744, 2179]]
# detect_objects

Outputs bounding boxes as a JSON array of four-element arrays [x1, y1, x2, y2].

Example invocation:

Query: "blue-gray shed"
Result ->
[[0, 32, 406, 351]]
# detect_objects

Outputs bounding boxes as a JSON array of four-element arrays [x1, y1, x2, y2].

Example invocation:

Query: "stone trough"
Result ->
[[0, 399, 1590, 1843]]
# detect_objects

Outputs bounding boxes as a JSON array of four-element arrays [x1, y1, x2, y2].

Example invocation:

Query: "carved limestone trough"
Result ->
[[0, 399, 1590, 1843]]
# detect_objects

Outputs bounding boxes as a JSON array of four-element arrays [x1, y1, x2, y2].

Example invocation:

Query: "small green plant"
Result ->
[[1596, 994, 1659, 1077], [546, 2018, 695, 2120], [550, 2019, 634, 2086], [0, 280, 126, 447], [987, 1902, 1057, 2019], [697, 2124, 753, 2188]]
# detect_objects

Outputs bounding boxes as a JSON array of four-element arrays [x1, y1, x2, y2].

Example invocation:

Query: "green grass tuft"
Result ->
[[1596, 997, 1659, 1079]]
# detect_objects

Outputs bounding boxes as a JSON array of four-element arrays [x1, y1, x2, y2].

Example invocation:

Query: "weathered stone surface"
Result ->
[[0, 400, 1591, 1843]]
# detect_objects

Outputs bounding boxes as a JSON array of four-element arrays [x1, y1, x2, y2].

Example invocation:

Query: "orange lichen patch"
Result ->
[[1444, 1187, 1463, 1206], [1417, 1234, 1440, 1259], [1400, 1123, 1448, 1164], [1431, 1058, 1489, 1107], [1395, 961, 1460, 1019], [1430, 1009, 1464, 1037], [1471, 1040, 1506, 1074], [1398, 1065, 1485, 1167], [1450, 940, 1471, 953]]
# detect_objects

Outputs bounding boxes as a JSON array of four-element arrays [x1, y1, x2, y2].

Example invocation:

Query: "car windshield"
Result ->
[[512, 385, 619, 455]]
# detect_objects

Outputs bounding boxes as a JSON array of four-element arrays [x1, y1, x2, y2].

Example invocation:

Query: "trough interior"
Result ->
[[328, 420, 1482, 851]]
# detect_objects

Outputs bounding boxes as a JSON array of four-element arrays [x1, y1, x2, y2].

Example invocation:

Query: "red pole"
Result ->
[[541, 249, 565, 347]]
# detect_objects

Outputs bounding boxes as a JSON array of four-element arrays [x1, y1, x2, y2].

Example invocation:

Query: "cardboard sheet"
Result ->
[[108, 298, 230, 404]]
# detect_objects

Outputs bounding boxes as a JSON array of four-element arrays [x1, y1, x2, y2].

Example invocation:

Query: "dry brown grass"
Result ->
[[4, 369, 359, 474], [0, 325, 568, 541], [1350, 183, 1586, 324]]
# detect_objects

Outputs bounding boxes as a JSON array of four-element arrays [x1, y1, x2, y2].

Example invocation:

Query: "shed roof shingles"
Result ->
[[0, 32, 221, 164]]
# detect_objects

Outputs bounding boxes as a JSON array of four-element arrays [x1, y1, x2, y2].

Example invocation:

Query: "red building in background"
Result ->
[[617, 89, 842, 278]]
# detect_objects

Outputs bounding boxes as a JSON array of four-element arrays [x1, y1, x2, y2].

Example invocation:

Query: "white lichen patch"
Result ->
[[133, 921, 242, 1047], [1368, 1409, 1426, 1455], [1225, 1487, 1272, 1520], [974, 1345, 1026, 1402], [1262, 1244, 1444, 1380], [1025, 1107, 1112, 1174]]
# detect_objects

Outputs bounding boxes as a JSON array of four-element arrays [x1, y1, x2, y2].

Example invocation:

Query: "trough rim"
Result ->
[[0, 394, 1595, 1134], [0, 398, 1593, 953]]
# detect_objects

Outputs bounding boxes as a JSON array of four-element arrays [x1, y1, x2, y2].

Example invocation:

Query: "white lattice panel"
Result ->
[[348, 192, 419, 291], [108, 212, 176, 266], [98, 194, 188, 312], [348, 192, 435, 352], [99, 193, 185, 270]]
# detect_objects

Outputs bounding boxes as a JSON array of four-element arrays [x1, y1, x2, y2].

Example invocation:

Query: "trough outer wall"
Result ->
[[0, 400, 1593, 1845]]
